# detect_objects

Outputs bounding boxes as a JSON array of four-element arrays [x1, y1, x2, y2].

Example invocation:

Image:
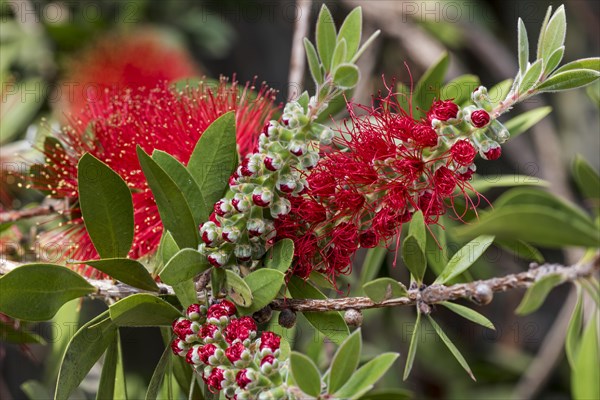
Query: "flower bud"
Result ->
[[270, 197, 292, 219], [200, 221, 221, 246], [222, 226, 241, 243], [480, 141, 502, 160], [263, 154, 283, 171], [276, 175, 297, 193], [252, 187, 273, 207], [207, 250, 230, 268], [469, 109, 491, 128], [288, 140, 307, 156], [231, 193, 251, 212], [234, 243, 252, 262], [247, 218, 266, 237], [186, 304, 203, 321], [213, 199, 232, 217]]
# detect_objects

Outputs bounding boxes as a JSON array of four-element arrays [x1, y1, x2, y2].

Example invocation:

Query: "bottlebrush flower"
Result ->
[[276, 87, 496, 281], [30, 79, 277, 277], [55, 28, 199, 124]]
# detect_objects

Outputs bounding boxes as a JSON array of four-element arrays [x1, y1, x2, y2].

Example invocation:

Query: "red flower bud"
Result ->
[[236, 369, 252, 389], [259, 331, 281, 351], [451, 139, 477, 166], [198, 343, 217, 364], [199, 323, 219, 340], [203, 367, 224, 391], [225, 342, 245, 363], [483, 146, 502, 160], [470, 109, 490, 128], [186, 304, 202, 320], [428, 100, 459, 121], [260, 354, 275, 366]]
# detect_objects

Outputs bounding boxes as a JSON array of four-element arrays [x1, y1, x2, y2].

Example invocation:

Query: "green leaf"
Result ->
[[0, 78, 45, 144], [333, 64, 360, 89], [152, 150, 209, 226], [358, 389, 413, 400], [290, 351, 322, 397], [288, 276, 349, 345], [0, 263, 95, 321], [316, 4, 337, 72], [109, 294, 182, 326], [171, 280, 198, 309], [544, 46, 565, 76], [225, 270, 253, 307], [334, 353, 399, 399], [362, 278, 407, 303], [264, 238, 295, 272], [304, 38, 324, 85], [403, 312, 421, 380], [20, 381, 51, 400], [427, 315, 475, 380], [81, 258, 158, 292], [160, 248, 210, 285], [468, 174, 549, 193], [454, 206, 599, 248], [540, 5, 566, 63], [518, 59, 543, 95], [331, 39, 348, 71], [516, 273, 563, 315], [573, 154, 600, 214], [158, 231, 180, 267], [337, 7, 362, 59], [360, 246, 388, 287], [537, 69, 600, 92], [495, 239, 545, 263], [239, 269, 285, 314], [440, 302, 495, 330], [434, 236, 494, 284], [408, 210, 426, 250], [412, 52, 449, 117], [96, 331, 126, 400], [440, 74, 480, 106], [572, 313, 600, 400], [554, 57, 600, 75], [351, 30, 381, 64], [536, 6, 554, 60], [0, 321, 46, 344], [488, 79, 513, 106], [566, 286, 584, 368], [146, 344, 172, 400], [55, 312, 117, 400], [78, 153, 134, 258], [503, 106, 552, 139], [402, 235, 427, 282], [187, 111, 238, 215], [328, 328, 362, 393], [517, 18, 529, 74], [137, 147, 199, 249]]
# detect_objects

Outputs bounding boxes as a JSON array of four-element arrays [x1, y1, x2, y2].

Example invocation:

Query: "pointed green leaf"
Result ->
[[403, 312, 421, 380], [536, 6, 553, 60], [333, 63, 360, 89], [573, 154, 600, 214], [328, 329, 362, 393], [20, 381, 51, 400], [537, 69, 600, 92], [137, 147, 199, 249], [331, 39, 348, 71], [358, 389, 413, 400], [187, 111, 238, 216], [434, 236, 494, 284], [335, 353, 399, 399], [146, 344, 172, 400], [351, 29, 381, 64], [109, 294, 181, 326], [337, 7, 362, 59], [290, 351, 322, 397], [402, 235, 427, 282], [495, 239, 544, 263], [360, 246, 388, 287], [96, 331, 127, 400], [517, 18, 529, 74], [565, 286, 584, 368], [81, 258, 158, 292], [0, 263, 95, 321], [316, 5, 337, 71], [516, 273, 563, 315], [288, 276, 349, 344], [78, 153, 134, 258], [0, 321, 46, 344], [518, 59, 543, 95], [152, 150, 209, 226], [468, 175, 549, 193], [544, 46, 565, 76], [572, 313, 600, 400], [239, 269, 284, 314], [554, 57, 600, 75], [171, 280, 198, 309], [363, 278, 407, 303], [503, 106, 552, 139], [225, 270, 253, 307], [427, 315, 475, 380], [540, 5, 566, 62], [158, 231, 180, 267], [304, 39, 324, 85], [440, 302, 495, 330], [264, 239, 295, 272], [440, 74, 480, 106], [413, 52, 449, 117], [55, 311, 117, 400], [160, 248, 210, 285]]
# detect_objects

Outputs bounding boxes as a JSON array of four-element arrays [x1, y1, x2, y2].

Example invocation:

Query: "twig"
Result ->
[[0, 199, 67, 223], [1, 257, 597, 312], [287, 0, 312, 99]]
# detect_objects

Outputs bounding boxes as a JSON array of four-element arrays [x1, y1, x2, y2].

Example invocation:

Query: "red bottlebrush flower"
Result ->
[[433, 166, 457, 196], [470, 109, 491, 128], [412, 123, 439, 148], [225, 342, 246, 363], [33, 79, 277, 278], [204, 367, 225, 391], [427, 100, 459, 121], [56, 28, 199, 123], [259, 331, 281, 352], [359, 230, 379, 248], [236, 369, 252, 389], [451, 140, 477, 166], [199, 343, 218, 365]]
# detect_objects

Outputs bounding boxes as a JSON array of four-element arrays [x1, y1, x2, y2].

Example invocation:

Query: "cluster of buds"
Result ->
[[198, 98, 334, 270], [276, 86, 511, 279], [172, 300, 294, 399]]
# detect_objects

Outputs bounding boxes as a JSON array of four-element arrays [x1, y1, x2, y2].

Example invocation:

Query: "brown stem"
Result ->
[[1, 256, 597, 312], [0, 199, 67, 223]]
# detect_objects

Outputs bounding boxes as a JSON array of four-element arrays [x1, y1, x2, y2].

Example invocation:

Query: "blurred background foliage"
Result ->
[[0, 0, 598, 399]]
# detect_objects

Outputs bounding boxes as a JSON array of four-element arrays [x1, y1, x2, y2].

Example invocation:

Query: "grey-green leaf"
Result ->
[[78, 153, 134, 258], [572, 154, 600, 215], [160, 248, 210, 285], [304, 38, 324, 85], [402, 235, 427, 282], [137, 147, 199, 249], [109, 294, 182, 326], [440, 74, 480, 106], [333, 63, 360, 89], [331, 39, 348, 71], [440, 302, 495, 330], [96, 331, 126, 400], [0, 263, 95, 321], [536, 6, 553, 60], [503, 106, 552, 139], [225, 270, 253, 307], [427, 315, 475, 380], [434, 236, 494, 284], [335, 353, 399, 399], [290, 351, 322, 397], [146, 344, 172, 400], [516, 273, 563, 315], [316, 4, 337, 72], [412, 52, 449, 118], [554, 57, 600, 75], [517, 18, 529, 74], [565, 286, 584, 368], [544, 46, 565, 76], [328, 328, 362, 393], [363, 278, 408, 303], [360, 246, 388, 287], [337, 7, 362, 59], [540, 5, 566, 63], [81, 258, 158, 292], [239, 269, 285, 314], [403, 312, 421, 380], [264, 239, 295, 272], [571, 313, 600, 400], [518, 59, 543, 95], [537, 69, 600, 92]]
